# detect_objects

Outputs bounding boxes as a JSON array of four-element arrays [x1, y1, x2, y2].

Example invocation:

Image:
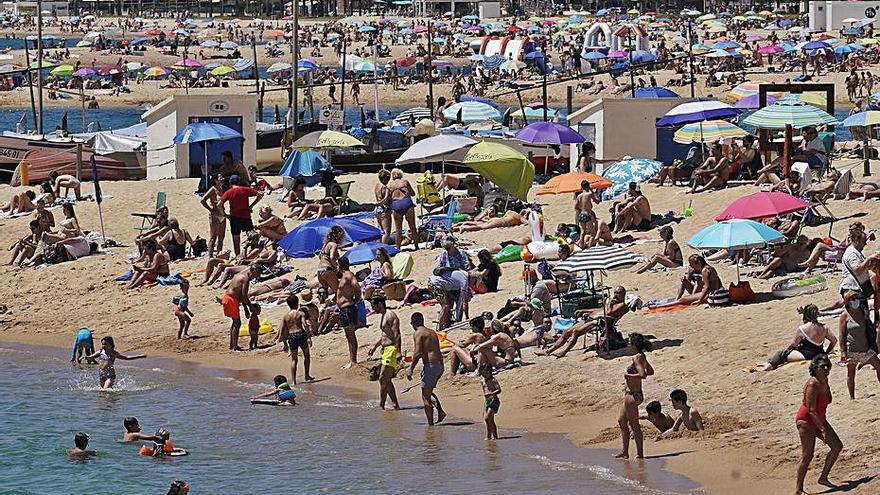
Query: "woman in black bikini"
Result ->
[[159, 218, 194, 262], [616, 333, 654, 459], [317, 226, 344, 294]]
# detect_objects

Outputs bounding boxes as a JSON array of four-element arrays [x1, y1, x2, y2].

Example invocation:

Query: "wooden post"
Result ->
[[782, 124, 792, 177], [292, 5, 299, 134], [427, 19, 434, 115], [75, 143, 83, 181], [80, 86, 86, 132], [24, 38, 37, 132], [566, 85, 573, 115]]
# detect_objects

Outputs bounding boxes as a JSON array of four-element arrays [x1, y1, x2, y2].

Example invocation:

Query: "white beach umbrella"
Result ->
[[395, 134, 477, 165]]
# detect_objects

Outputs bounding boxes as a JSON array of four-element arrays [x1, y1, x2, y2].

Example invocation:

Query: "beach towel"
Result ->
[[115, 270, 134, 282], [157, 273, 184, 286], [647, 302, 702, 313]]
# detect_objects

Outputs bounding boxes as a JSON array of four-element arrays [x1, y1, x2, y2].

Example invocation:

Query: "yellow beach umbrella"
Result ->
[[291, 130, 363, 150], [463, 142, 535, 201], [210, 66, 235, 76], [859, 38, 878, 46]]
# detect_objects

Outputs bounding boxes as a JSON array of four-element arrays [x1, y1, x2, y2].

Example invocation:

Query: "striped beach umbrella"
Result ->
[[553, 245, 643, 273], [673, 120, 747, 144], [394, 107, 432, 124], [656, 100, 740, 127], [741, 100, 839, 129], [841, 111, 880, 127], [443, 101, 502, 123]]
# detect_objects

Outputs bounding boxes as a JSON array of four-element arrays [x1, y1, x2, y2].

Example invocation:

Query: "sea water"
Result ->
[[0, 345, 700, 494]]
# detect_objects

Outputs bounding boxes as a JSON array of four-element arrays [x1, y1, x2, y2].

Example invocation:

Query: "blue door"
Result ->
[[655, 124, 693, 165]]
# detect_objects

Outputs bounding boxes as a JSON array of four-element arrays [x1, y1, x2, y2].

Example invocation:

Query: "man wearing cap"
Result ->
[[367, 291, 401, 410], [219, 174, 263, 256], [281, 293, 314, 384]]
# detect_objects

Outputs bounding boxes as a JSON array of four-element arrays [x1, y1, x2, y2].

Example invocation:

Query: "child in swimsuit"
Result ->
[[247, 304, 262, 350], [251, 374, 297, 405], [173, 279, 194, 339], [480, 364, 502, 440], [86, 336, 147, 389]]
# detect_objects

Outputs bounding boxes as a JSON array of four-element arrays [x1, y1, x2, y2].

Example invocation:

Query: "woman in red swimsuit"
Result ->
[[795, 355, 842, 495]]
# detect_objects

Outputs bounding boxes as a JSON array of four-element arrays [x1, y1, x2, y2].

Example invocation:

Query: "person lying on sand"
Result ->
[[0, 190, 36, 214], [848, 181, 880, 200], [452, 209, 528, 233], [640, 400, 675, 433]]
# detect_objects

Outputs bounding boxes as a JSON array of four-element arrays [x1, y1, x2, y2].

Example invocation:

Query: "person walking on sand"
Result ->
[[406, 312, 446, 426], [222, 264, 260, 351], [367, 291, 401, 410], [218, 174, 263, 257], [615, 333, 653, 459], [336, 257, 364, 369], [282, 294, 314, 384], [795, 355, 842, 495]]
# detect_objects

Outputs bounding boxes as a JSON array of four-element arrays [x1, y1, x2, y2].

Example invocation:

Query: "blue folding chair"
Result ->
[[420, 197, 457, 237]]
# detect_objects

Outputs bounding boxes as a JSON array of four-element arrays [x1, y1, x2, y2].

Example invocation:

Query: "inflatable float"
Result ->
[[521, 209, 574, 262], [250, 398, 294, 406], [772, 274, 827, 299], [239, 319, 275, 338]]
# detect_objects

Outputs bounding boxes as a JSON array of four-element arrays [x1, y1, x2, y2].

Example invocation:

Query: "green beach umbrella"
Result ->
[[50, 64, 75, 76], [463, 141, 535, 201]]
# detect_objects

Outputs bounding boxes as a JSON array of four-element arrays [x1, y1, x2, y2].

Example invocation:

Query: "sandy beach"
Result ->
[[2, 160, 879, 494]]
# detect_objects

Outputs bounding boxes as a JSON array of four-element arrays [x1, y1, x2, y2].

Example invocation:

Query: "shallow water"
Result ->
[[0, 344, 700, 494]]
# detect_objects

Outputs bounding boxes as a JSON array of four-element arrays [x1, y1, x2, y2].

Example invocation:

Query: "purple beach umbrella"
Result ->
[[515, 121, 586, 145], [734, 94, 778, 109]]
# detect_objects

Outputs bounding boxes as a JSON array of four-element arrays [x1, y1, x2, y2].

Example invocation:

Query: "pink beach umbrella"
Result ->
[[73, 67, 96, 77], [608, 50, 628, 59], [757, 44, 783, 54], [175, 58, 202, 68], [715, 191, 810, 221]]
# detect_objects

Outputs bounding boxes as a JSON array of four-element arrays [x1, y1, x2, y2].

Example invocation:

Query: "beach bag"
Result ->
[[552, 317, 575, 335], [597, 321, 626, 352], [191, 237, 208, 257], [382, 280, 406, 301], [707, 289, 731, 307], [728, 281, 755, 304], [416, 171, 441, 204]]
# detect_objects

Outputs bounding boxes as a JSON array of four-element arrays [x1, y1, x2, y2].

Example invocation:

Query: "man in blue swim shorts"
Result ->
[[406, 312, 447, 426]]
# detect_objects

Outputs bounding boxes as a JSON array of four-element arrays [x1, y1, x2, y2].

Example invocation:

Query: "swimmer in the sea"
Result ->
[[140, 428, 186, 457], [67, 432, 96, 459], [251, 374, 296, 405], [122, 417, 158, 443]]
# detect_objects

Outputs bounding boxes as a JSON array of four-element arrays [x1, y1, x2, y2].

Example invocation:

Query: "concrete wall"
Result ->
[[809, 1, 880, 32], [567, 97, 687, 169], [143, 94, 258, 180]]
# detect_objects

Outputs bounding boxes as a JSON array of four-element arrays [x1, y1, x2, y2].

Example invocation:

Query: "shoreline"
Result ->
[[0, 330, 783, 495]]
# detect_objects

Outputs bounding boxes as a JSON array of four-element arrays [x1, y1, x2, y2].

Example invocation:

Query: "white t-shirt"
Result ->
[[805, 137, 828, 165], [840, 245, 868, 292]]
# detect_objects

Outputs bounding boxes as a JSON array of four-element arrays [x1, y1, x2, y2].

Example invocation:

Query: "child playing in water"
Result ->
[[251, 374, 296, 405], [70, 328, 96, 364], [67, 432, 96, 458], [480, 364, 501, 440], [640, 400, 675, 433], [247, 304, 261, 350], [122, 417, 158, 443], [173, 279, 194, 339], [669, 389, 704, 432], [139, 428, 186, 457]]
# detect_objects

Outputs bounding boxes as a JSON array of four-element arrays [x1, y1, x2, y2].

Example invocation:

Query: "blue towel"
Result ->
[[115, 271, 133, 282], [157, 273, 184, 286]]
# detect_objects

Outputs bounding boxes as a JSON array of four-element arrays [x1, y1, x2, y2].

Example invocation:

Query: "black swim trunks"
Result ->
[[229, 216, 254, 236], [287, 330, 309, 351]]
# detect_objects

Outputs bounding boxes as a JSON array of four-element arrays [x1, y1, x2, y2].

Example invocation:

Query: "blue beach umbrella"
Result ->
[[481, 53, 505, 70], [629, 86, 679, 98], [460, 95, 498, 108], [688, 218, 784, 281], [714, 40, 741, 50], [583, 51, 606, 60], [630, 50, 656, 63], [173, 122, 242, 189], [358, 25, 377, 32], [279, 218, 382, 258], [600, 158, 663, 200], [342, 242, 399, 265], [278, 149, 334, 186]]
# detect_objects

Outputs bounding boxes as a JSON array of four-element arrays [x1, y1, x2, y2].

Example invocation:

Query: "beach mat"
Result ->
[[647, 303, 698, 314]]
